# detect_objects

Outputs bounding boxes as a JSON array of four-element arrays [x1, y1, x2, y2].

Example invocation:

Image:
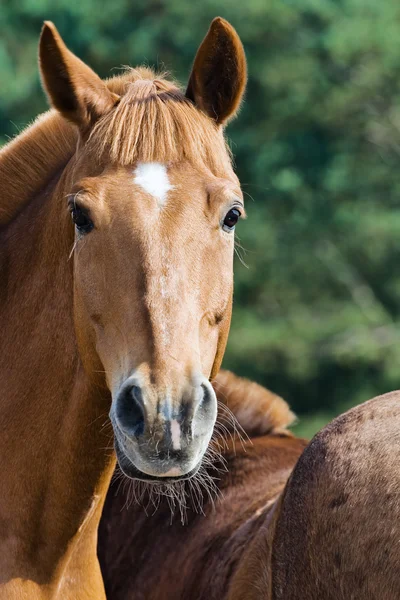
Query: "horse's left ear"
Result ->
[[39, 21, 119, 133], [186, 17, 247, 125]]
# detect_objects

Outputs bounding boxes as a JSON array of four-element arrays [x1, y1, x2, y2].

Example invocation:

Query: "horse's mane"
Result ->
[[0, 111, 76, 226], [90, 67, 232, 176], [0, 67, 233, 227], [213, 370, 296, 436]]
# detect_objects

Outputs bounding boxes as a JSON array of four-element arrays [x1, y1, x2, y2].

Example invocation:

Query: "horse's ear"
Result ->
[[186, 17, 247, 125], [39, 22, 119, 132]]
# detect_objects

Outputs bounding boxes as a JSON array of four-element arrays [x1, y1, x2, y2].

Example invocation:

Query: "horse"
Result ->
[[98, 372, 400, 600], [0, 18, 247, 599]]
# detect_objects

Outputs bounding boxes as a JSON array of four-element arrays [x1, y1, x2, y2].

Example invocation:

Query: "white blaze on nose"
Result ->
[[133, 162, 174, 207], [170, 419, 181, 451]]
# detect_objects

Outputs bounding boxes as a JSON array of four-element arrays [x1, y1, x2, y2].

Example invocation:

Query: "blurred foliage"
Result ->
[[2, 0, 400, 436]]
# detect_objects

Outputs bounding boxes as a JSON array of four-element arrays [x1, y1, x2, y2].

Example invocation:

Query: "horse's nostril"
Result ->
[[116, 384, 145, 437], [201, 382, 213, 405]]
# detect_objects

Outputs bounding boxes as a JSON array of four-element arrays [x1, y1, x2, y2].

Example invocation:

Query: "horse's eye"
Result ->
[[70, 205, 94, 234], [223, 208, 241, 232]]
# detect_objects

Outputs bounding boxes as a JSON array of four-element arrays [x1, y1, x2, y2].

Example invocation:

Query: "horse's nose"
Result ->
[[112, 377, 217, 479], [114, 378, 214, 447]]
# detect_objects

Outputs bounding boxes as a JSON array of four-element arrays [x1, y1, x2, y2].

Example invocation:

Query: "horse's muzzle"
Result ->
[[109, 377, 217, 481]]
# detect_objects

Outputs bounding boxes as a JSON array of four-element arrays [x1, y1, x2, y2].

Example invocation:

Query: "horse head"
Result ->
[[39, 19, 247, 482]]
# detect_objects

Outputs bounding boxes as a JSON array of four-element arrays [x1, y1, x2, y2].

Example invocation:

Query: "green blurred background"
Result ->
[[2, 0, 400, 437]]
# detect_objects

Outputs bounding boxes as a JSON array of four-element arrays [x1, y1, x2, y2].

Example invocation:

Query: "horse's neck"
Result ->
[[0, 129, 114, 592]]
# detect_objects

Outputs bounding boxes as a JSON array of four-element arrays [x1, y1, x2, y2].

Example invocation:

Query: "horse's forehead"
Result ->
[[129, 161, 240, 206], [79, 161, 241, 217]]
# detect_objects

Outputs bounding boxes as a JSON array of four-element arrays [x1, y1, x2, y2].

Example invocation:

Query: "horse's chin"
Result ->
[[114, 437, 201, 484]]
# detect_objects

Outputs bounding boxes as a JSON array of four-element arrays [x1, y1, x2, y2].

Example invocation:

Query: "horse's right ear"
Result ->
[[39, 22, 119, 133]]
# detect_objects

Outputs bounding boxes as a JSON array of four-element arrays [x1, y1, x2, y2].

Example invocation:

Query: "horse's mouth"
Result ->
[[114, 436, 201, 484]]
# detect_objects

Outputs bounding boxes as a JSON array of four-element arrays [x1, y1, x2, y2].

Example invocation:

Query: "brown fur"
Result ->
[[0, 18, 247, 599], [98, 373, 306, 599], [186, 17, 247, 125], [213, 370, 296, 436], [266, 390, 400, 600], [0, 111, 74, 225], [88, 73, 232, 176], [39, 21, 120, 132], [99, 385, 400, 600]]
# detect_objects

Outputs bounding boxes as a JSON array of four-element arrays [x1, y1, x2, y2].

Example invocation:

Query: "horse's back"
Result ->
[[270, 390, 400, 599]]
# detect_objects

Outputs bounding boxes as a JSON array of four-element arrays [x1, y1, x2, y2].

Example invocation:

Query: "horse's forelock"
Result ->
[[86, 69, 233, 176]]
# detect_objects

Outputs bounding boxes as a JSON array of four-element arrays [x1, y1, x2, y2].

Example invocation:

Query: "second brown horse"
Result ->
[[99, 371, 400, 599]]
